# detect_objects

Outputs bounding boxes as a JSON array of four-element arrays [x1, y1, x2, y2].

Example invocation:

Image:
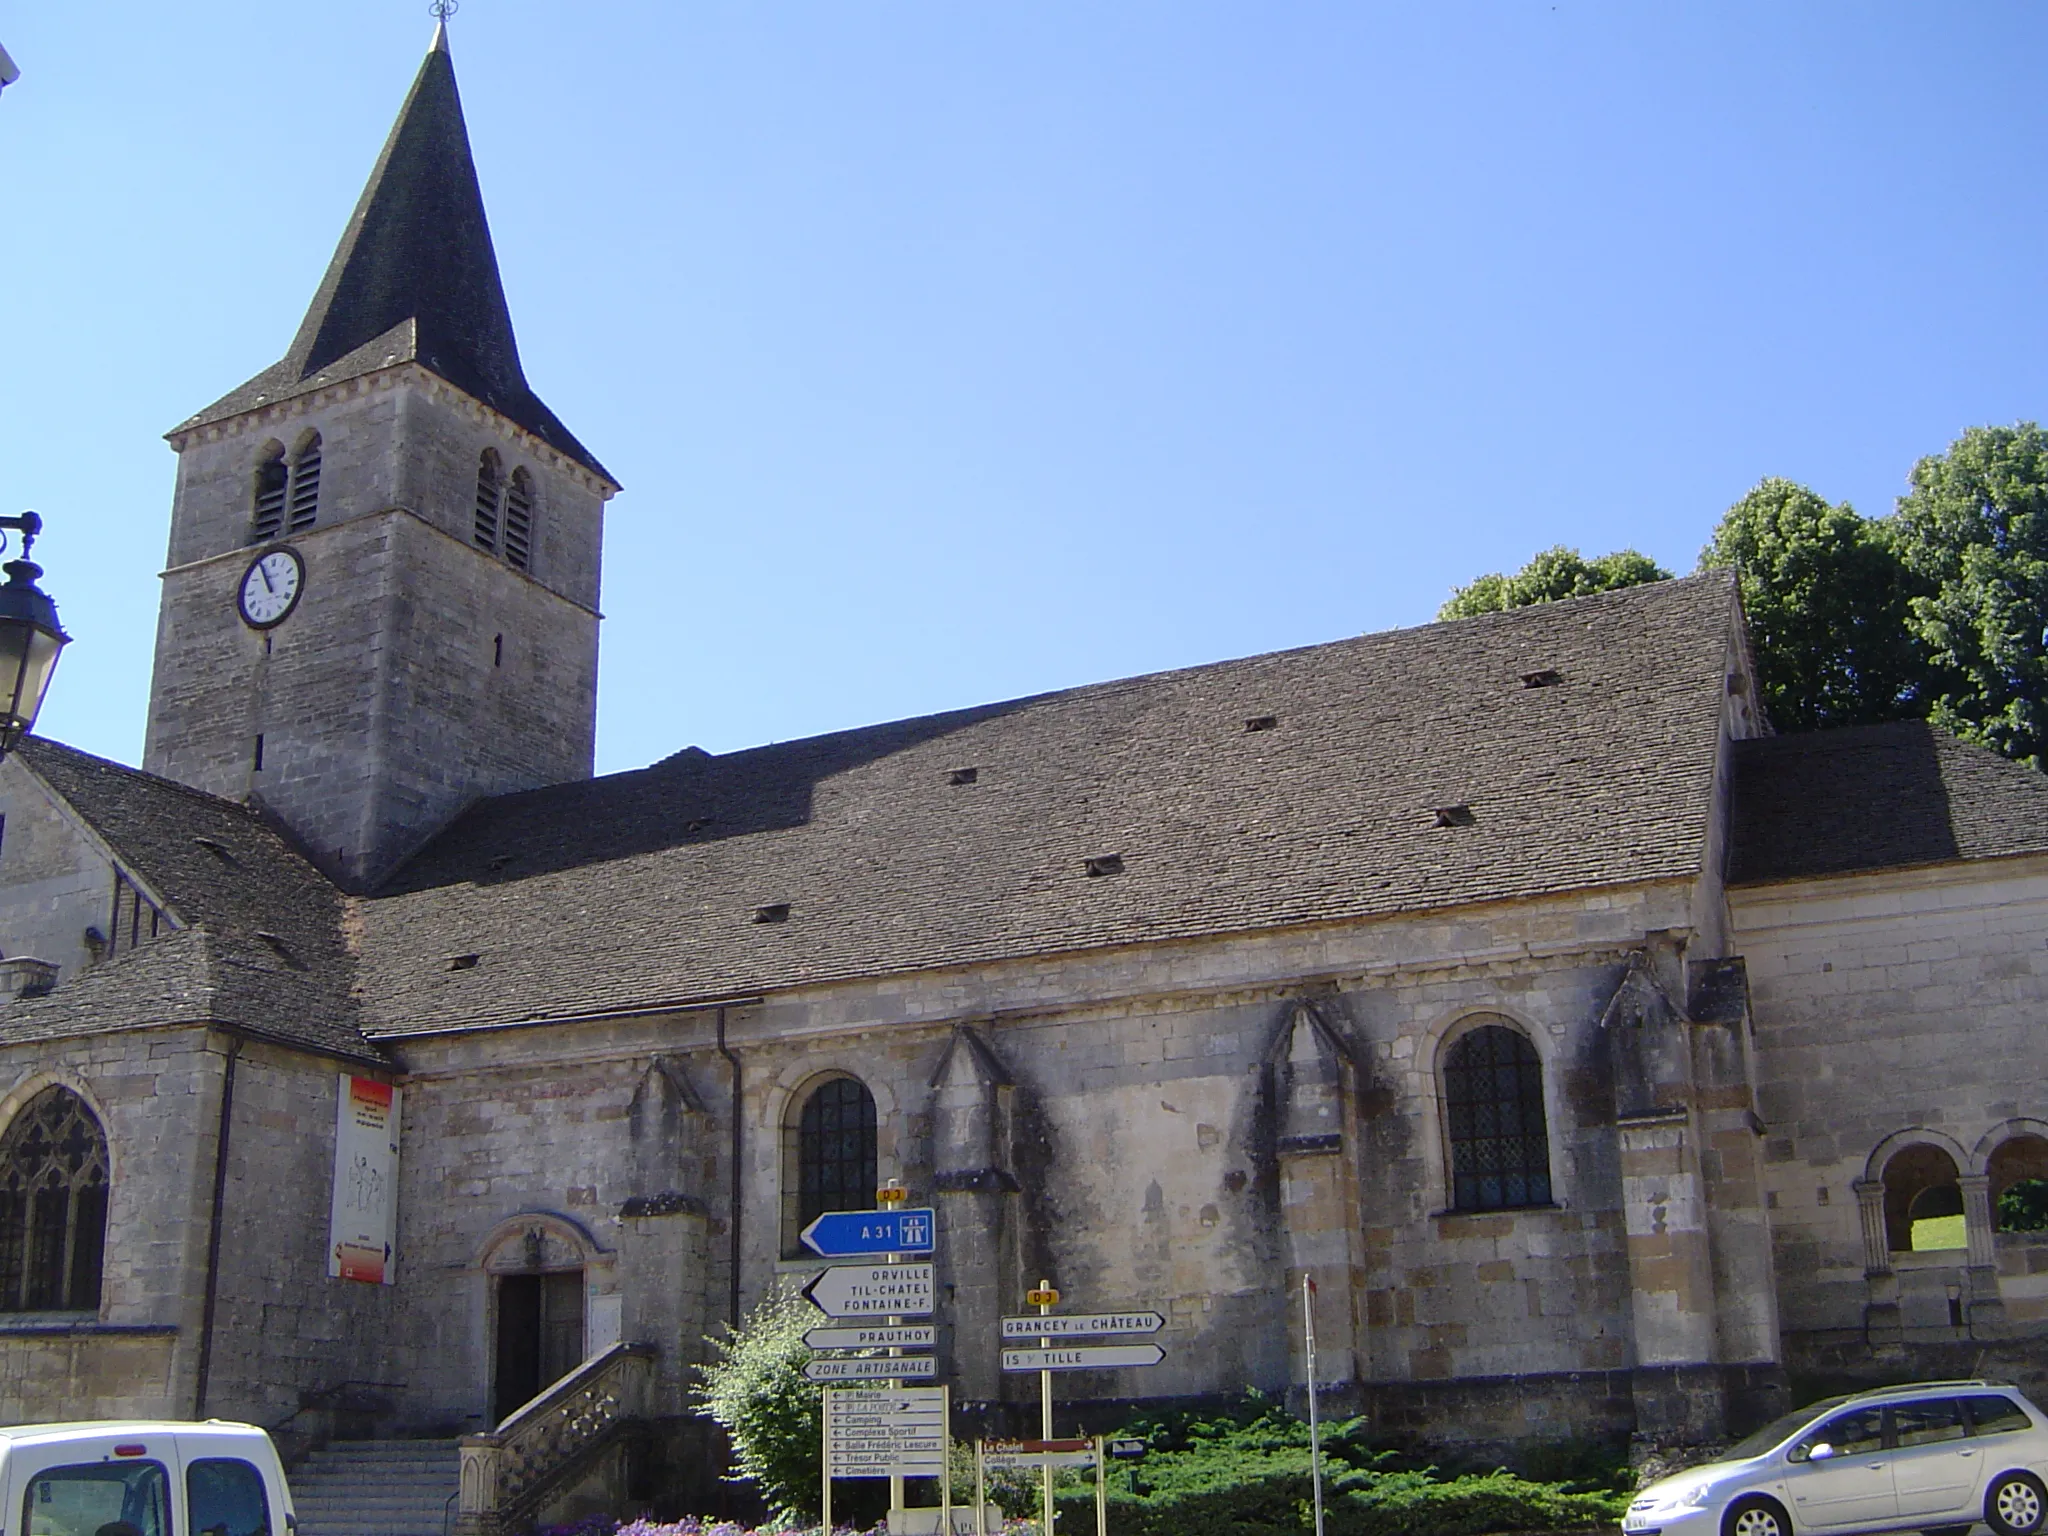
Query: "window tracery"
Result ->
[[0, 1088, 108, 1312]]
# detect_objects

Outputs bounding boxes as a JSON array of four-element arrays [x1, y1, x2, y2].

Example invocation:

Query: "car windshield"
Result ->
[[1714, 1397, 1854, 1463]]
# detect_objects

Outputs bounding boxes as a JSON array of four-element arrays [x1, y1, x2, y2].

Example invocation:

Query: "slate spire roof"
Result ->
[[174, 28, 610, 482]]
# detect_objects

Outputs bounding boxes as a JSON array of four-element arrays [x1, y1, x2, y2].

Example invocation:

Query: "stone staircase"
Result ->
[[291, 1440, 462, 1536]]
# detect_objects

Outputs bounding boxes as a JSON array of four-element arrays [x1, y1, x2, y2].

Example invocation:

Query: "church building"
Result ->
[[3, 25, 2048, 1526]]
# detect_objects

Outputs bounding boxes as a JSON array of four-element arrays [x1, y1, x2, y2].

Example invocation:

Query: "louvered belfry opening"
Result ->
[[1443, 1024, 1552, 1212], [474, 448, 502, 552], [249, 448, 289, 543], [0, 1088, 109, 1313], [503, 468, 534, 571], [797, 1077, 877, 1230], [287, 434, 323, 532]]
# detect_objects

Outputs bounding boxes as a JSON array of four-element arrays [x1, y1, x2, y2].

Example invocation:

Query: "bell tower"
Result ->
[[144, 25, 617, 888]]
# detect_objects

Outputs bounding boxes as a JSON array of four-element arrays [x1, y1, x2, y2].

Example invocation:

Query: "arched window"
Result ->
[[0, 1088, 109, 1313], [1442, 1023, 1551, 1212], [249, 445, 288, 543], [474, 449, 502, 553], [1991, 1136, 2048, 1232], [1882, 1143, 1965, 1252], [503, 469, 534, 572], [797, 1077, 877, 1233], [287, 433, 322, 533]]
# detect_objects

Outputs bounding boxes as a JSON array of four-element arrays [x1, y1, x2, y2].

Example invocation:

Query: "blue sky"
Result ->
[[1, 3, 2043, 774]]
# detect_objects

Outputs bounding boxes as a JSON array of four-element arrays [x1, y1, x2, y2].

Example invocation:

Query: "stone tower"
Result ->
[[145, 26, 616, 888]]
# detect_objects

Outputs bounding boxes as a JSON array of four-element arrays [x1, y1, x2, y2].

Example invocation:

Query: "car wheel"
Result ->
[[1987, 1471, 2048, 1536], [1723, 1495, 1791, 1536]]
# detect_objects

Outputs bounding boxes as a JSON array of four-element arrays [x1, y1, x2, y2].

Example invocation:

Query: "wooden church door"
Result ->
[[493, 1269, 585, 1422]]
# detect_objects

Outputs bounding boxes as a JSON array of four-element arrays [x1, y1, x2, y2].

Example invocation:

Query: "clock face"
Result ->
[[238, 548, 304, 628]]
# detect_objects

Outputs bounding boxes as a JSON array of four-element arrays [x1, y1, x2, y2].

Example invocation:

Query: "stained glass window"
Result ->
[[1443, 1025, 1551, 1212], [798, 1078, 877, 1230], [0, 1088, 109, 1312]]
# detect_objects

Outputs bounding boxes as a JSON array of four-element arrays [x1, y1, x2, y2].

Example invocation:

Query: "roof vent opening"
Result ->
[[685, 817, 712, 835], [1244, 715, 1278, 733], [256, 930, 306, 971], [753, 903, 791, 924], [192, 836, 236, 862], [949, 767, 979, 786], [448, 953, 481, 971], [1520, 670, 1564, 689], [1084, 854, 1125, 878], [1431, 804, 1476, 828]]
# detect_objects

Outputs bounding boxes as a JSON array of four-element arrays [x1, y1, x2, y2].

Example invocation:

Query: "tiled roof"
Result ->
[[170, 32, 609, 483], [1727, 720, 2048, 886], [356, 573, 1744, 1035], [7, 740, 377, 1061]]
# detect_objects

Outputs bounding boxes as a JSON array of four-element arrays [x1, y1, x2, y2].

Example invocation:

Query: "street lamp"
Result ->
[[0, 513, 68, 758]]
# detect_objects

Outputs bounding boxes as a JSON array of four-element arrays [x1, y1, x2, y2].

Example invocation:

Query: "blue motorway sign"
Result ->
[[800, 1206, 937, 1258]]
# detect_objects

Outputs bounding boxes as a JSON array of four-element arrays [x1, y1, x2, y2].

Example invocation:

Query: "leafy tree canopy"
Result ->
[[1697, 478, 1928, 733], [1437, 546, 1672, 620], [1890, 423, 2048, 768]]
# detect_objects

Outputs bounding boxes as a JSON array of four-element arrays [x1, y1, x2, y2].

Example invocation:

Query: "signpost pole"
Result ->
[[821, 1389, 833, 1536], [1036, 1279, 1056, 1536], [880, 1181, 908, 1525], [975, 1437, 987, 1536], [941, 1385, 953, 1536], [1093, 1436, 1106, 1536], [1303, 1275, 1325, 1536]]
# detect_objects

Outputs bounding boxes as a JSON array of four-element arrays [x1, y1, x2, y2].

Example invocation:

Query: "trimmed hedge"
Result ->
[[1042, 1400, 1625, 1536]]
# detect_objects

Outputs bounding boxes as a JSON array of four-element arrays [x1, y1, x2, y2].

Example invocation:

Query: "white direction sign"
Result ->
[[805, 1354, 938, 1382], [1000, 1311, 1165, 1340], [804, 1262, 936, 1317], [981, 1439, 1100, 1472], [1001, 1343, 1166, 1373], [826, 1386, 947, 1477], [805, 1324, 937, 1351]]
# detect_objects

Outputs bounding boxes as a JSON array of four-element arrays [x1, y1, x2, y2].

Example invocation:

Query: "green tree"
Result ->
[[1697, 478, 1928, 732], [1438, 545, 1671, 620], [693, 1282, 823, 1522], [1891, 423, 2048, 767]]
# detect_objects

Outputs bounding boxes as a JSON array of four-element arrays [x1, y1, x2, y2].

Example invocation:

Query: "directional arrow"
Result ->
[[804, 1355, 938, 1382], [805, 1324, 936, 1351], [999, 1311, 1165, 1339], [801, 1207, 936, 1258], [1000, 1343, 1165, 1372], [802, 1262, 936, 1317]]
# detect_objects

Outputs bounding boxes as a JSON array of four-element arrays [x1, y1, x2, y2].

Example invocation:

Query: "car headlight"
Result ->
[[1639, 1479, 1713, 1511]]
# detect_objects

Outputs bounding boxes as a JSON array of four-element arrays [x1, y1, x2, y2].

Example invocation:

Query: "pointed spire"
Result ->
[[176, 32, 611, 482]]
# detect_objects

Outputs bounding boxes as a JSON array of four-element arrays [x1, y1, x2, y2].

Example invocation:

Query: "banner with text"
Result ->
[[328, 1075, 401, 1284]]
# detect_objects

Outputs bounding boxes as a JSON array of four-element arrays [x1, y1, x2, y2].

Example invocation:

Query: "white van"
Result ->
[[0, 1422, 295, 1536]]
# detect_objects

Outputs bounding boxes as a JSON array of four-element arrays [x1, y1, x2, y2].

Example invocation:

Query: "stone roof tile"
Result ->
[[359, 573, 1744, 1034]]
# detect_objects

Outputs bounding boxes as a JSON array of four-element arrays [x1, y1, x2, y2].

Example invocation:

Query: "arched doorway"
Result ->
[[482, 1222, 590, 1424]]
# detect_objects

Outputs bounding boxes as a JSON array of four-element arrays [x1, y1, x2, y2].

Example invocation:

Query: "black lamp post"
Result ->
[[0, 513, 68, 758]]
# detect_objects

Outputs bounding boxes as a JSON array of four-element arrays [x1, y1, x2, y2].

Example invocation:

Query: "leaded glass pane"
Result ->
[[798, 1078, 877, 1229], [1443, 1025, 1552, 1212]]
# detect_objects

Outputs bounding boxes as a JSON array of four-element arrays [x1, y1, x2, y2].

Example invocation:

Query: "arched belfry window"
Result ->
[[0, 1088, 109, 1312], [1442, 1022, 1552, 1212], [474, 449, 502, 553], [504, 468, 535, 572], [796, 1077, 877, 1234], [287, 433, 322, 533], [249, 445, 289, 544]]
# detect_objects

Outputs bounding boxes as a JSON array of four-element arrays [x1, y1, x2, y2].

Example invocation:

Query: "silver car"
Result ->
[[1624, 1380, 2048, 1536]]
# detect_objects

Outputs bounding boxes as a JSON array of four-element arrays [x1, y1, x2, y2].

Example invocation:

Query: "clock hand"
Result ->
[[259, 564, 276, 594]]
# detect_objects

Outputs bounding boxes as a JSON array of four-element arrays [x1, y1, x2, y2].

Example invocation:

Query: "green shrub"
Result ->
[[692, 1283, 823, 1523], [1053, 1398, 1625, 1536]]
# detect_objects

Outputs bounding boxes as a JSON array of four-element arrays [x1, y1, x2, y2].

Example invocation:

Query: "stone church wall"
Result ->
[[0, 1027, 218, 1419], [377, 876, 1775, 1455], [1733, 852, 2048, 1395], [0, 763, 125, 983]]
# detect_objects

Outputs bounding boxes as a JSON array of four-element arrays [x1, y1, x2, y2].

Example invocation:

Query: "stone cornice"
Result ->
[[164, 362, 618, 499]]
